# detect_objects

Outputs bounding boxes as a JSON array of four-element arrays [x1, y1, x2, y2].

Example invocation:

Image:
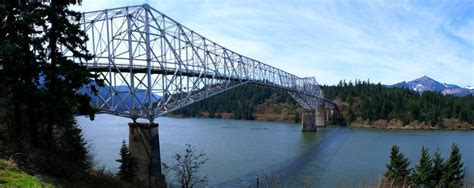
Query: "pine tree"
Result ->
[[116, 140, 135, 182], [431, 148, 444, 186], [1, 0, 96, 178], [412, 146, 433, 186], [441, 143, 464, 187], [40, 0, 95, 145], [0, 0, 46, 149], [385, 145, 411, 184], [56, 124, 92, 178]]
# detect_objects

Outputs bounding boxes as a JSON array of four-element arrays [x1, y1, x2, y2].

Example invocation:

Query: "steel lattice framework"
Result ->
[[65, 4, 335, 122]]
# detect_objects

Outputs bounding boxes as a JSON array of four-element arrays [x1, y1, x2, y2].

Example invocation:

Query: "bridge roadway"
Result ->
[[86, 62, 333, 101]]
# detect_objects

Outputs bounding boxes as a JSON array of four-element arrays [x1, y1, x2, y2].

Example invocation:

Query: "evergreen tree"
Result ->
[[385, 145, 411, 184], [55, 124, 92, 178], [0, 0, 46, 149], [412, 146, 433, 186], [441, 143, 464, 187], [40, 0, 95, 145], [0, 0, 96, 179], [431, 148, 444, 186], [116, 140, 135, 182]]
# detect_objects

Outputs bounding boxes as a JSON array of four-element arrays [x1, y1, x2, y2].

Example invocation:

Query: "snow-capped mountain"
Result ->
[[388, 76, 473, 97]]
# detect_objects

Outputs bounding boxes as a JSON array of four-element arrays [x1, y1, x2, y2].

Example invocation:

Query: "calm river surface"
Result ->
[[77, 114, 474, 187]]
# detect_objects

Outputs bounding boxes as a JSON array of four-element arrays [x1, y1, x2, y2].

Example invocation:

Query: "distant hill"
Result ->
[[170, 84, 301, 122], [80, 82, 161, 112], [387, 76, 473, 97], [80, 83, 300, 122]]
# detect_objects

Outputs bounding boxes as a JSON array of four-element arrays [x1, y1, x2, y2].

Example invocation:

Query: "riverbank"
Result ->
[[0, 158, 137, 187], [170, 113, 474, 131], [349, 118, 473, 130], [171, 111, 298, 123]]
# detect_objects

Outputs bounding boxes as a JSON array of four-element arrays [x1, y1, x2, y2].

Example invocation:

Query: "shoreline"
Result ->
[[169, 114, 473, 131], [348, 124, 474, 131]]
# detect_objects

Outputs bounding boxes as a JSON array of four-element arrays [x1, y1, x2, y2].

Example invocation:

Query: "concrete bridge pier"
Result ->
[[301, 104, 330, 131], [316, 104, 327, 127], [301, 110, 317, 132], [325, 109, 331, 125], [129, 122, 166, 187]]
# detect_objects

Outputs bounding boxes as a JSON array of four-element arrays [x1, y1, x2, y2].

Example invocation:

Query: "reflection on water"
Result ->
[[77, 114, 474, 187]]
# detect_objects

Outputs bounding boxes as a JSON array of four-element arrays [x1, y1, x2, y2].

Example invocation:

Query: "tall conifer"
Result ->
[[431, 148, 444, 186], [441, 143, 464, 187], [412, 146, 433, 185], [385, 145, 411, 184]]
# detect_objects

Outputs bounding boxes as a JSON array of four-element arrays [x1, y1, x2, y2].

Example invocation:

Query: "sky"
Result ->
[[72, 0, 474, 87]]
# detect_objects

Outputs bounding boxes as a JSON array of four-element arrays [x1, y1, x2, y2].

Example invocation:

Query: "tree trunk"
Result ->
[[13, 96, 23, 151], [46, 0, 58, 147], [46, 120, 53, 147], [27, 101, 38, 147], [13, 97, 22, 139]]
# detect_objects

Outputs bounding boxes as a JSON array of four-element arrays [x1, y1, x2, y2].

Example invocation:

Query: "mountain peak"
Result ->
[[416, 75, 434, 81], [388, 76, 472, 96]]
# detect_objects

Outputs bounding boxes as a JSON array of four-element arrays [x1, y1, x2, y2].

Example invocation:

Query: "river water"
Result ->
[[77, 114, 474, 187]]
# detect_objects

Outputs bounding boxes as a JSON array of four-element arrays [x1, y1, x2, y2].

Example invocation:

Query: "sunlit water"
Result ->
[[77, 114, 474, 187]]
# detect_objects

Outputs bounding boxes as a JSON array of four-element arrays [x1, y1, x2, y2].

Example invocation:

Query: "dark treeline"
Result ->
[[0, 0, 94, 178], [0, 0, 132, 187], [172, 84, 300, 122], [323, 80, 473, 128], [172, 80, 472, 129]]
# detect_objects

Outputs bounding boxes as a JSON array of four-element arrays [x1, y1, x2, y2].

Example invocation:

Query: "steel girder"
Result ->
[[65, 4, 333, 121]]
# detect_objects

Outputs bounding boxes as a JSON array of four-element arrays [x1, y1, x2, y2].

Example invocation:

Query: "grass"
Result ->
[[0, 159, 52, 187]]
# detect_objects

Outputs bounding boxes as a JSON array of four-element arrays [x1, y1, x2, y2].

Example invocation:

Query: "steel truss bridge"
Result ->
[[66, 4, 335, 122]]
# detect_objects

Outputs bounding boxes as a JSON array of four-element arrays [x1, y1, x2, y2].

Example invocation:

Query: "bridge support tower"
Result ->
[[129, 122, 166, 187], [301, 104, 329, 132], [301, 110, 317, 132], [316, 104, 327, 127]]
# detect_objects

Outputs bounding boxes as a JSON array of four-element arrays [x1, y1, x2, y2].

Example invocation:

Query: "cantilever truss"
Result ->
[[64, 4, 335, 122]]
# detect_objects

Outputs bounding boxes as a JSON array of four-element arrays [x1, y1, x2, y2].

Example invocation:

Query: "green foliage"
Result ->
[[385, 145, 411, 184], [33, 124, 92, 180], [441, 143, 464, 187], [116, 140, 136, 183], [162, 144, 208, 188], [431, 148, 444, 185], [412, 146, 433, 185], [57, 125, 91, 178], [0, 0, 96, 183], [384, 145, 466, 187], [322, 80, 474, 126]]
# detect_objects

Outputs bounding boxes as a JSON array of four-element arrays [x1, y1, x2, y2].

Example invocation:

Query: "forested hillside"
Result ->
[[324, 80, 473, 129], [172, 81, 473, 129], [171, 84, 301, 122]]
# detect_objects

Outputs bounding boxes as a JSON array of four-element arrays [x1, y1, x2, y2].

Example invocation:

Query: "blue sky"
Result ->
[[72, 0, 474, 87]]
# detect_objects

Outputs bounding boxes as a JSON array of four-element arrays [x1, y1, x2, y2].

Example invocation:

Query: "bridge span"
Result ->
[[66, 4, 337, 186]]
